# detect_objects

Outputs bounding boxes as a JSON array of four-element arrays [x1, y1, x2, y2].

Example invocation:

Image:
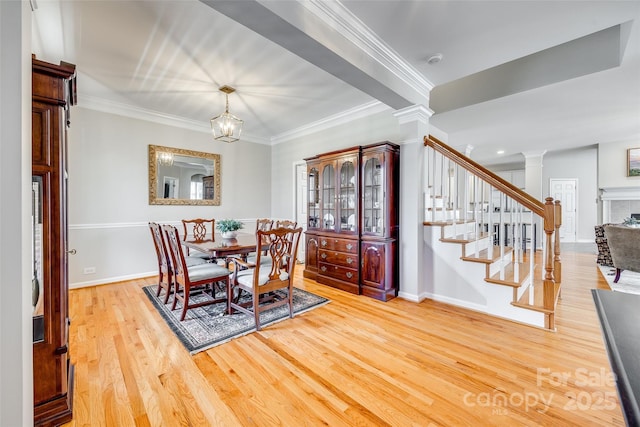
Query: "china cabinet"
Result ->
[[32, 56, 76, 426], [303, 142, 399, 300]]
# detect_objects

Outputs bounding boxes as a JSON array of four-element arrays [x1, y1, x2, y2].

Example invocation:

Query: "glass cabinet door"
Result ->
[[339, 160, 357, 232], [307, 167, 320, 228], [363, 156, 384, 235], [321, 163, 336, 230]]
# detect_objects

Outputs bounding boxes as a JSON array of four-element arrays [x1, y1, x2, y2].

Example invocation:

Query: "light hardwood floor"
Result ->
[[62, 250, 623, 426]]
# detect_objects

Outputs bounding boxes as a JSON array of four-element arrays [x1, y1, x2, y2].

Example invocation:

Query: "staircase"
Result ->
[[423, 136, 562, 330]]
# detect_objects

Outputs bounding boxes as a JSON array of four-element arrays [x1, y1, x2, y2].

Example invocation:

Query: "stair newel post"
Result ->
[[554, 200, 562, 285], [543, 197, 556, 328]]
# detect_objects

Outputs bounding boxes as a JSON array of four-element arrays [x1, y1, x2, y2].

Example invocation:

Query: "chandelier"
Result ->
[[210, 85, 243, 143], [157, 151, 174, 166]]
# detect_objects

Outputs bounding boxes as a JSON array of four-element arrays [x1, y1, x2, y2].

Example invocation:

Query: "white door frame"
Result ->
[[549, 178, 578, 242], [293, 160, 307, 262]]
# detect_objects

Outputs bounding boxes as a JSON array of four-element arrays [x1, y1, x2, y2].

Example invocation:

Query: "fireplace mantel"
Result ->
[[601, 187, 640, 223], [600, 187, 640, 201]]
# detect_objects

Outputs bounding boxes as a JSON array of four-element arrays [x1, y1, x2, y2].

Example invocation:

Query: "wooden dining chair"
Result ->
[[274, 219, 297, 229], [163, 224, 231, 321], [227, 226, 303, 330], [182, 218, 216, 261], [148, 222, 206, 304]]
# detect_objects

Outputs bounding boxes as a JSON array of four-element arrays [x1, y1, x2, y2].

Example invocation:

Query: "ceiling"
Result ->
[[31, 0, 640, 166]]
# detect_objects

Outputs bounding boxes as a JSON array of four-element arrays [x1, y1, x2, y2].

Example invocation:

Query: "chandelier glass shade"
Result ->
[[157, 151, 174, 166], [211, 85, 243, 143]]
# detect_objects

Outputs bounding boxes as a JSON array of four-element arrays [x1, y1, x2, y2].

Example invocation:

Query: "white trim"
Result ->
[[271, 101, 390, 144], [69, 219, 256, 230], [600, 186, 640, 200], [304, 0, 434, 95], [70, 271, 156, 289], [392, 104, 433, 125]]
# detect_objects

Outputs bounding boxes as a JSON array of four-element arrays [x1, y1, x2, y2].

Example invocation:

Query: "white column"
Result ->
[[392, 104, 432, 301], [523, 151, 546, 249]]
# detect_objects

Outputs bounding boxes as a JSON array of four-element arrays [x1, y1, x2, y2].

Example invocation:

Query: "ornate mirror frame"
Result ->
[[148, 144, 221, 205]]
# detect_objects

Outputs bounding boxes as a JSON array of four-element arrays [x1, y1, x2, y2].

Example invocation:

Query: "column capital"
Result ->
[[522, 150, 547, 159], [393, 104, 433, 125]]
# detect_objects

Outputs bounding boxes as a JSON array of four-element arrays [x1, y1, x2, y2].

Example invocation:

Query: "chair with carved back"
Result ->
[[163, 224, 231, 320], [148, 222, 206, 304], [274, 219, 297, 229], [227, 226, 302, 330], [182, 218, 216, 261]]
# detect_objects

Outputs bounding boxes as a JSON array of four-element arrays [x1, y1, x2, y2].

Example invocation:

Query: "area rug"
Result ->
[[597, 265, 640, 295], [143, 285, 329, 355]]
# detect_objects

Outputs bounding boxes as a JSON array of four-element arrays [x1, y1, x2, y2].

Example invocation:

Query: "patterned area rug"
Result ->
[[143, 285, 329, 354], [597, 265, 640, 295]]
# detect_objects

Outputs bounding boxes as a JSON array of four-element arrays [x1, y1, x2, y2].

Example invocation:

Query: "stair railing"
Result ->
[[424, 135, 562, 329]]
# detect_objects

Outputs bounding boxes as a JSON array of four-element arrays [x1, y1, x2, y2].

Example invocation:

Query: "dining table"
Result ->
[[182, 232, 261, 262]]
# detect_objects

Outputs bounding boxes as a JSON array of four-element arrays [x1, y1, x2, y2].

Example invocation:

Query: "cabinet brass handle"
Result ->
[[54, 345, 68, 355], [320, 266, 327, 272], [346, 258, 353, 264], [321, 240, 327, 247], [321, 253, 327, 259], [346, 272, 353, 279], [346, 244, 353, 250]]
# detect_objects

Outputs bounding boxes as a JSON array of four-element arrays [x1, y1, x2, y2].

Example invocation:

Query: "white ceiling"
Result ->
[[31, 0, 640, 166]]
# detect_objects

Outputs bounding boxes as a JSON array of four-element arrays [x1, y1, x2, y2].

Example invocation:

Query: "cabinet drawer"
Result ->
[[319, 250, 358, 268], [318, 237, 358, 253], [319, 262, 359, 284]]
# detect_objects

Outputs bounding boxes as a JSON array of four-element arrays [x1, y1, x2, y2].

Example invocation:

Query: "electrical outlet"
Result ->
[[83, 267, 96, 275]]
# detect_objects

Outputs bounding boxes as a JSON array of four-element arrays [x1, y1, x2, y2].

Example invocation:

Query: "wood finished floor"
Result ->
[[62, 250, 623, 426]]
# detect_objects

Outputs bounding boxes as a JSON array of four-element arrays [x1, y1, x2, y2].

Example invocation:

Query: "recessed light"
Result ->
[[426, 53, 443, 65], [497, 150, 505, 155]]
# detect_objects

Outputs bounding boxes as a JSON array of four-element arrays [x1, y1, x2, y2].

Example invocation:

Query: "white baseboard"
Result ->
[[70, 271, 156, 289]]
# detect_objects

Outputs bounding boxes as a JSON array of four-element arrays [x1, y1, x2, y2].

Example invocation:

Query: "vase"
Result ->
[[222, 231, 237, 239]]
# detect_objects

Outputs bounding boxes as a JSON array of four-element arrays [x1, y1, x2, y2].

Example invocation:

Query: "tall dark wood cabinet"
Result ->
[[32, 55, 76, 427], [303, 142, 399, 301]]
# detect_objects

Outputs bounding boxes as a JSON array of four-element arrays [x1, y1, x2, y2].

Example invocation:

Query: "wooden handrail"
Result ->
[[424, 135, 545, 217]]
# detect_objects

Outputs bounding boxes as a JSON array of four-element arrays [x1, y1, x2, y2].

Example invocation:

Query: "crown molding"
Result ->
[[79, 95, 394, 146], [78, 94, 271, 145], [270, 101, 391, 145], [303, 0, 434, 95]]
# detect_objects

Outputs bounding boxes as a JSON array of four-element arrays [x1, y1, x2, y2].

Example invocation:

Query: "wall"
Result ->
[[598, 139, 640, 188], [67, 107, 272, 286], [542, 145, 598, 242], [1, 2, 32, 425]]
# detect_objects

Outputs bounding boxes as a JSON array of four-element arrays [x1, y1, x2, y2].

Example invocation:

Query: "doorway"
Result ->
[[550, 178, 577, 242]]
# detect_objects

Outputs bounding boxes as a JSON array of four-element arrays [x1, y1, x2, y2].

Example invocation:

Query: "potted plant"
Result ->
[[217, 219, 244, 238]]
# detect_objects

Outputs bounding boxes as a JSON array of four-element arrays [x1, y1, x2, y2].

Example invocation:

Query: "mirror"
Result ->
[[148, 144, 221, 205]]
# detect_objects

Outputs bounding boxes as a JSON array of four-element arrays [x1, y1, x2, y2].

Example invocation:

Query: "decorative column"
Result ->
[[392, 104, 433, 301]]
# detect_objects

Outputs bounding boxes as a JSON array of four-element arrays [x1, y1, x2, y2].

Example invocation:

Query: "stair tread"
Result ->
[[441, 231, 490, 244], [512, 278, 561, 313], [461, 245, 513, 264], [485, 262, 530, 287]]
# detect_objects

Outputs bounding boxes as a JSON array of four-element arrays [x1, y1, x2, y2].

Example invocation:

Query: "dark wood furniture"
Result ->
[[227, 227, 303, 330], [202, 175, 215, 200], [591, 289, 640, 426], [32, 56, 76, 426], [181, 218, 216, 260], [303, 142, 400, 301], [163, 225, 231, 321], [148, 222, 207, 304], [182, 232, 263, 260]]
